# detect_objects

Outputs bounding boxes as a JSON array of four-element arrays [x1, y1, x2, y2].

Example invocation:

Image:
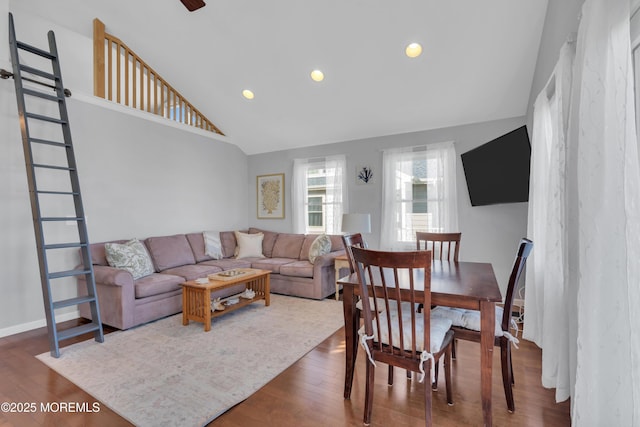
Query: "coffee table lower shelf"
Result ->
[[181, 269, 270, 332]]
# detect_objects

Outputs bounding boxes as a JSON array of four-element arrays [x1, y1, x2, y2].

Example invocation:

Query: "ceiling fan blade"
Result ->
[[180, 0, 206, 12]]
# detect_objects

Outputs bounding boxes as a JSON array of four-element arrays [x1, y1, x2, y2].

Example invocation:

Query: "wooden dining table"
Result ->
[[338, 260, 502, 427]]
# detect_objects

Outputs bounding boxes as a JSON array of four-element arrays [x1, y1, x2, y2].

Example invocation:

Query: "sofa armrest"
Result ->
[[312, 250, 346, 269], [93, 265, 134, 287], [79, 265, 136, 330]]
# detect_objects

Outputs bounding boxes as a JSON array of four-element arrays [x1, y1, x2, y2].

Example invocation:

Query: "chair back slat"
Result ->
[[416, 232, 461, 262], [501, 238, 533, 331]]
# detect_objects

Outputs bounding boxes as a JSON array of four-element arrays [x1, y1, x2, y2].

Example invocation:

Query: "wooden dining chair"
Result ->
[[431, 238, 533, 413], [416, 231, 462, 262], [351, 246, 454, 426], [416, 232, 462, 313], [342, 233, 402, 383]]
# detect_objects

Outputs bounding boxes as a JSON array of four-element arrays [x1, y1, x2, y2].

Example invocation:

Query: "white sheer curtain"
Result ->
[[526, 0, 640, 424], [525, 41, 575, 401], [380, 142, 458, 250], [292, 155, 348, 234]]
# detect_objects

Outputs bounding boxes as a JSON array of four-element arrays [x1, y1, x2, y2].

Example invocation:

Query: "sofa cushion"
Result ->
[[161, 264, 222, 281], [249, 228, 279, 257], [235, 231, 265, 259], [200, 258, 253, 270], [220, 231, 238, 258], [329, 235, 345, 252], [145, 234, 196, 271], [308, 234, 332, 263], [250, 258, 295, 274], [185, 232, 212, 263], [134, 273, 185, 299], [279, 260, 314, 278], [272, 233, 305, 259], [105, 239, 155, 280]]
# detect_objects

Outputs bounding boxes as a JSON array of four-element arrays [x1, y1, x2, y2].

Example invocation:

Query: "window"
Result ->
[[307, 195, 324, 230], [292, 155, 348, 235], [380, 143, 458, 250]]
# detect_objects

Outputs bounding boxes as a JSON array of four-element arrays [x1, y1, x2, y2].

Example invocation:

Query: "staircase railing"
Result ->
[[93, 18, 223, 135]]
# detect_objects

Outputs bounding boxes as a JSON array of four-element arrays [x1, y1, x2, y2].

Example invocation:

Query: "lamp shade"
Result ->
[[341, 213, 371, 234]]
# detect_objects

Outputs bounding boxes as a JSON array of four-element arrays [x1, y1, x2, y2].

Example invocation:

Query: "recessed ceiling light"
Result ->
[[242, 89, 254, 100], [405, 42, 422, 58], [310, 69, 324, 82]]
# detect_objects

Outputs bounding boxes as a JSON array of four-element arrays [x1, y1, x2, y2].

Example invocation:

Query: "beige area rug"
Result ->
[[37, 294, 344, 427]]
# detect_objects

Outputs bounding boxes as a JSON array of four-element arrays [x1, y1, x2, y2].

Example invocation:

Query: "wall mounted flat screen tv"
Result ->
[[461, 125, 531, 206]]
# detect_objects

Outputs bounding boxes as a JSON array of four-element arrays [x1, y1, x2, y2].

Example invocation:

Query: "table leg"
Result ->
[[334, 265, 341, 301], [342, 285, 358, 399], [182, 287, 189, 326], [480, 300, 495, 426], [264, 274, 271, 306], [204, 289, 212, 332]]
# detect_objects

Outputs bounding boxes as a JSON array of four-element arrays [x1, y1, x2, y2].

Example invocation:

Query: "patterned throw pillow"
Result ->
[[105, 239, 155, 280], [308, 234, 331, 264]]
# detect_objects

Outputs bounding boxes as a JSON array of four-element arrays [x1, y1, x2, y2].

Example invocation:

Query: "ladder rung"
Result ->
[[19, 64, 56, 81], [33, 163, 74, 171], [23, 88, 63, 102], [48, 269, 91, 279], [44, 242, 87, 250], [29, 137, 68, 148], [53, 295, 96, 310], [36, 190, 79, 196], [24, 112, 66, 124], [40, 216, 84, 222], [17, 41, 55, 59], [57, 323, 101, 341]]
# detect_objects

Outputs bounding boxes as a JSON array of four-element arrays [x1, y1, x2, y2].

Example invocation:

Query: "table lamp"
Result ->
[[341, 213, 371, 234]]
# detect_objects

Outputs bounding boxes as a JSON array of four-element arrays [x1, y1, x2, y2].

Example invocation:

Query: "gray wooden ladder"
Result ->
[[3, 13, 103, 357]]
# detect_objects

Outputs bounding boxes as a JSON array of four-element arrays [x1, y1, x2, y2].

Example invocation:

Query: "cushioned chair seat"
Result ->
[[431, 306, 508, 336], [359, 309, 453, 353]]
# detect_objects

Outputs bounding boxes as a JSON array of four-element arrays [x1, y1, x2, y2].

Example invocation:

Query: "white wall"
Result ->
[[248, 116, 529, 296], [0, 9, 249, 335]]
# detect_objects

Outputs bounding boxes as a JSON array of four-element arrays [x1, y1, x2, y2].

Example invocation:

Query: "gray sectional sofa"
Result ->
[[77, 228, 345, 330]]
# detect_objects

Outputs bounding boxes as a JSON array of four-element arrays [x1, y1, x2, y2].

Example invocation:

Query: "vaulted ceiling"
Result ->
[[14, 0, 549, 155]]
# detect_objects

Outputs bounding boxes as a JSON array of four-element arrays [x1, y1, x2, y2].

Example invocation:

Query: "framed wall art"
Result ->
[[257, 173, 285, 219], [356, 165, 373, 185]]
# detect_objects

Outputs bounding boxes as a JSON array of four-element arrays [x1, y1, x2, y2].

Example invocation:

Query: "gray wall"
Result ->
[[526, 0, 585, 128], [0, 8, 248, 335], [248, 116, 529, 296]]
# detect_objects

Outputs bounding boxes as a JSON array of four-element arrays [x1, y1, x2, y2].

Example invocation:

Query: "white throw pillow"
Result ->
[[104, 239, 155, 280], [308, 234, 331, 264], [234, 231, 265, 259], [203, 230, 224, 260]]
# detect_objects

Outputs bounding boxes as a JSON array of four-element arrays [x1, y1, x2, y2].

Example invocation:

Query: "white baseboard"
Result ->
[[513, 298, 525, 310], [0, 310, 80, 339]]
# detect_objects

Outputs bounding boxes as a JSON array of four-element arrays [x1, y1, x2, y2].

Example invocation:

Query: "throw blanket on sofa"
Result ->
[[203, 230, 224, 259]]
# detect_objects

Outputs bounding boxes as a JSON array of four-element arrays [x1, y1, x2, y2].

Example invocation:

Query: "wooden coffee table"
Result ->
[[181, 268, 270, 331]]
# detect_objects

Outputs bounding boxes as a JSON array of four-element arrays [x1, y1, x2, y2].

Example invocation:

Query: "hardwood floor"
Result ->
[[0, 317, 571, 427]]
